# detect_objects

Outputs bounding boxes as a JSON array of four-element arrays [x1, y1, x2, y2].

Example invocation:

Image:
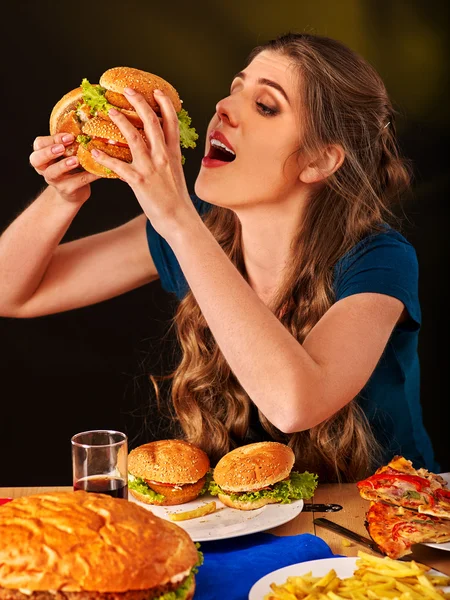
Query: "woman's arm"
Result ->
[[0, 133, 158, 318], [168, 219, 404, 432]]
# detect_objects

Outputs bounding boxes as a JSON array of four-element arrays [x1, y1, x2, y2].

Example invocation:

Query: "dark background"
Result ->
[[1, 1, 448, 485]]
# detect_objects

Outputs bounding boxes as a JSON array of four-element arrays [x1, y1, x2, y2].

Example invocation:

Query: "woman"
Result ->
[[0, 32, 438, 481]]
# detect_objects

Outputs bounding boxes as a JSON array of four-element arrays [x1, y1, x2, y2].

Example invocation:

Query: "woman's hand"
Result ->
[[89, 88, 197, 240], [29, 133, 99, 205]]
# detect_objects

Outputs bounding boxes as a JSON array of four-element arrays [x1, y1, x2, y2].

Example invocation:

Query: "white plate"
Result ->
[[129, 492, 303, 542], [248, 556, 450, 599], [423, 471, 450, 551]]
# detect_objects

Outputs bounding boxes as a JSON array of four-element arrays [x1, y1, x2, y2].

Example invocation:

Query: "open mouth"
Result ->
[[207, 141, 236, 163]]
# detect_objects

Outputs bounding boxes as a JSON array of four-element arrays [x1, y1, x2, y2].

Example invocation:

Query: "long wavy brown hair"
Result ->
[[153, 32, 413, 482]]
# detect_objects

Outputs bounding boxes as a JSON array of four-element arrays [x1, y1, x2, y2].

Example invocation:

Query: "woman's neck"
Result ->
[[235, 197, 306, 305]]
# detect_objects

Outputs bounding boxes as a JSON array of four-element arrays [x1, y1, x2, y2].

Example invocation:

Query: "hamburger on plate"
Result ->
[[128, 439, 211, 506], [209, 441, 318, 510], [0, 490, 202, 600], [49, 66, 198, 178]]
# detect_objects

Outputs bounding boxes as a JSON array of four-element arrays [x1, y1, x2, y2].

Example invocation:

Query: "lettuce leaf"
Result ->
[[177, 108, 198, 149], [209, 471, 318, 504], [128, 475, 166, 503], [76, 134, 91, 146], [81, 78, 113, 116], [199, 469, 213, 496], [177, 108, 198, 165], [156, 547, 203, 600]]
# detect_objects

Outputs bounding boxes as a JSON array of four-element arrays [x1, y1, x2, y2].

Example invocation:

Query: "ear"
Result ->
[[299, 144, 345, 184]]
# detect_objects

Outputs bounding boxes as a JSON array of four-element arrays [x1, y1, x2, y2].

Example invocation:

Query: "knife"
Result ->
[[313, 517, 383, 554], [303, 503, 343, 513]]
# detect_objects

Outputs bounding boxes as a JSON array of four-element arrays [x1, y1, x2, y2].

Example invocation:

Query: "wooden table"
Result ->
[[2, 483, 449, 575]]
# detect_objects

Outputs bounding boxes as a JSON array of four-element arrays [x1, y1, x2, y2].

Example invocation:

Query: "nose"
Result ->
[[215, 95, 238, 127]]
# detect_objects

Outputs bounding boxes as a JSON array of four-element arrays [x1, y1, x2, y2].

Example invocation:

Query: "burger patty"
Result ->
[[0, 578, 187, 600], [87, 140, 132, 162]]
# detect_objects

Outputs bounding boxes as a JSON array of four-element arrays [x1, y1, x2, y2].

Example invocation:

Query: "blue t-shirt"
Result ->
[[146, 195, 439, 472]]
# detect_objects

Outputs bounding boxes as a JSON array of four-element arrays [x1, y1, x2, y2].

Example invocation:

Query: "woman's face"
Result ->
[[194, 50, 304, 210]]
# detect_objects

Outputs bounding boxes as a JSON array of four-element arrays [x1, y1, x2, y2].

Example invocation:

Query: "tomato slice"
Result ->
[[435, 488, 450, 501], [147, 480, 182, 488], [93, 136, 130, 148], [359, 472, 431, 492]]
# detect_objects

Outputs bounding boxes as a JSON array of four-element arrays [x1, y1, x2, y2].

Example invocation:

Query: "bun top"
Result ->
[[213, 441, 295, 493], [81, 116, 146, 144], [49, 87, 84, 135], [128, 439, 210, 484], [100, 67, 182, 113], [0, 491, 197, 592]]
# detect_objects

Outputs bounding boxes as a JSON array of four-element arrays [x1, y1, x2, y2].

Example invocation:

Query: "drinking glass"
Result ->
[[71, 429, 128, 499]]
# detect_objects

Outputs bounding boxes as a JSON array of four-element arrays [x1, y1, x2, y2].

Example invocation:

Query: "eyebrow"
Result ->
[[233, 71, 291, 105]]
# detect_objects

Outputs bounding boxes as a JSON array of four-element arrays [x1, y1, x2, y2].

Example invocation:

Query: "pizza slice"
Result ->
[[357, 455, 450, 519], [365, 500, 450, 559]]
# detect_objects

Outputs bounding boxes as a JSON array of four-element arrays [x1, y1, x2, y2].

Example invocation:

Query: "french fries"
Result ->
[[264, 551, 450, 599], [168, 501, 217, 521]]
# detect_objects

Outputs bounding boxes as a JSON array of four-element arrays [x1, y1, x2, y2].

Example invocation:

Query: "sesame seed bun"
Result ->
[[82, 115, 131, 143], [213, 441, 295, 493], [100, 66, 182, 114], [49, 87, 84, 137], [128, 440, 210, 506], [77, 117, 149, 178], [129, 439, 210, 484], [0, 490, 199, 595], [77, 144, 119, 179]]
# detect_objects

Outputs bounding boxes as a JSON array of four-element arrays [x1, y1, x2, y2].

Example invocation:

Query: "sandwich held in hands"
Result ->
[[209, 441, 318, 510], [128, 439, 211, 506], [0, 490, 203, 600], [49, 66, 198, 178]]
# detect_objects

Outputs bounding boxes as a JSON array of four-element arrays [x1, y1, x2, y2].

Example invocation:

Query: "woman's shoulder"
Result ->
[[333, 224, 420, 316], [336, 225, 418, 273]]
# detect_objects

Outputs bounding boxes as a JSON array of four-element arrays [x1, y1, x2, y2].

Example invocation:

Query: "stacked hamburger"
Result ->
[[209, 441, 318, 510], [0, 490, 202, 600], [128, 439, 211, 506], [49, 66, 198, 178]]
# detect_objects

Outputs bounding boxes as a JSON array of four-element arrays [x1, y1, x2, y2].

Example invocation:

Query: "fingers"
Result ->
[[33, 133, 76, 152], [45, 164, 99, 192], [90, 148, 130, 182], [30, 133, 78, 172], [121, 88, 167, 156], [153, 90, 183, 159], [43, 155, 81, 182]]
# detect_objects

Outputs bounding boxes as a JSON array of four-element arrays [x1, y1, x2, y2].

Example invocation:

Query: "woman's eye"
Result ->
[[256, 102, 278, 116]]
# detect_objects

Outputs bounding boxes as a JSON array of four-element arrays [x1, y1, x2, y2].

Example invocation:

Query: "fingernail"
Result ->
[[52, 144, 64, 154], [154, 89, 163, 95], [109, 108, 119, 116], [66, 157, 78, 166], [62, 134, 74, 143], [124, 87, 135, 95], [91, 149, 100, 157]]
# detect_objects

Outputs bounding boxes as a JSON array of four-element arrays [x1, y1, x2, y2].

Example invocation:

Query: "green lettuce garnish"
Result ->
[[156, 546, 203, 600], [209, 471, 318, 504], [128, 475, 165, 503], [81, 78, 113, 116], [76, 134, 91, 146], [199, 469, 213, 496], [177, 108, 198, 150]]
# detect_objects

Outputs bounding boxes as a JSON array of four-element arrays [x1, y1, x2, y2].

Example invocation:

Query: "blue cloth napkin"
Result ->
[[195, 532, 336, 600]]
